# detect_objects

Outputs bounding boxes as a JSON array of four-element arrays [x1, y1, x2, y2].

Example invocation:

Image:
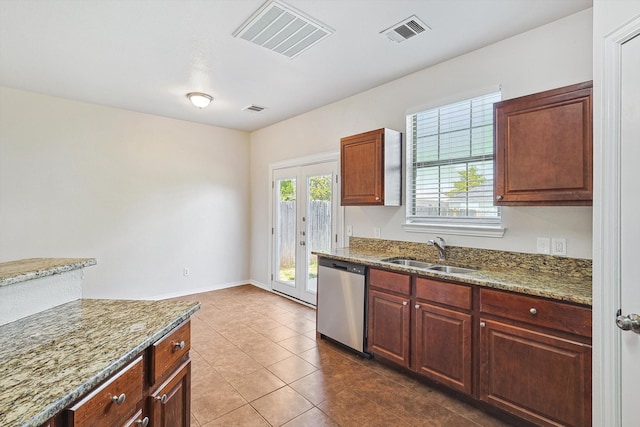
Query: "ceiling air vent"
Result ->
[[233, 0, 334, 59], [242, 104, 266, 112], [381, 15, 430, 43]]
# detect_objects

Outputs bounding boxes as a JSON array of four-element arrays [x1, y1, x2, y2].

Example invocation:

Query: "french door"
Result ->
[[271, 161, 339, 305]]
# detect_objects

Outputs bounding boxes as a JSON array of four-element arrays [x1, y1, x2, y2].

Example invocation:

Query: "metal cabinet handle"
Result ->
[[402, 301, 408, 306], [496, 195, 503, 201], [529, 308, 537, 315], [616, 310, 640, 334], [415, 304, 420, 310], [173, 340, 185, 351], [480, 322, 486, 328], [136, 417, 150, 427], [156, 393, 168, 404], [111, 393, 126, 405]]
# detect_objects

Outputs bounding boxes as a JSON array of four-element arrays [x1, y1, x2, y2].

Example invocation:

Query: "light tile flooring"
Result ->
[[180, 285, 514, 427]]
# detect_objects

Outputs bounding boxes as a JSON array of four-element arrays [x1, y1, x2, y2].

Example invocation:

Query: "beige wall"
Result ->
[[0, 87, 251, 299], [250, 9, 594, 287]]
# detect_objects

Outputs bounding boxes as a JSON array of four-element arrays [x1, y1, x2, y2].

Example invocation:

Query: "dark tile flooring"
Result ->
[[180, 285, 513, 427]]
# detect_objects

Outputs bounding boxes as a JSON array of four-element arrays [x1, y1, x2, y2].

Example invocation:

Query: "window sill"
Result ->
[[402, 222, 506, 238]]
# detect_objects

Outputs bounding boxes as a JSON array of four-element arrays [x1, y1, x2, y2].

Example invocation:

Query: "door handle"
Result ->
[[616, 309, 640, 334]]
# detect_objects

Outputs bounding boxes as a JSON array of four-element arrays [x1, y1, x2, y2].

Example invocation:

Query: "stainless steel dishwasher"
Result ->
[[317, 257, 368, 356]]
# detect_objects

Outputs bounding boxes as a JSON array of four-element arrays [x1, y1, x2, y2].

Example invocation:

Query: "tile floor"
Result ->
[[180, 285, 515, 427]]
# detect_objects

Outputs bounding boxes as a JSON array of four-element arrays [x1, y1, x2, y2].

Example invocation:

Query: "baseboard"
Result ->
[[146, 280, 252, 301]]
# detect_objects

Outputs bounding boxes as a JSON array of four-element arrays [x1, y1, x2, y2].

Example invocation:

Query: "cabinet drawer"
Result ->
[[66, 356, 143, 427], [415, 277, 472, 310], [480, 289, 591, 337], [150, 321, 191, 384], [369, 268, 411, 296]]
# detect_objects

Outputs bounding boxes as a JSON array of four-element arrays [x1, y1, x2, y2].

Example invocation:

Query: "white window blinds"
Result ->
[[406, 91, 501, 224]]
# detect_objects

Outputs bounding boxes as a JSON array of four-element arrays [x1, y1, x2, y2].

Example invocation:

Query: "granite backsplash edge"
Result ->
[[348, 237, 592, 280]]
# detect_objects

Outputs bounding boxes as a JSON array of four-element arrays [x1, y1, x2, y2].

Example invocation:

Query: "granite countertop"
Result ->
[[316, 247, 592, 306], [0, 258, 97, 287], [0, 298, 200, 427]]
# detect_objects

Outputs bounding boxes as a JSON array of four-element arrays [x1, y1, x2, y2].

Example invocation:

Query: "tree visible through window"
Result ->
[[406, 92, 501, 224]]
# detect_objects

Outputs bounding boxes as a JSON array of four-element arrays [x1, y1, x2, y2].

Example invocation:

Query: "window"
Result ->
[[406, 92, 501, 228]]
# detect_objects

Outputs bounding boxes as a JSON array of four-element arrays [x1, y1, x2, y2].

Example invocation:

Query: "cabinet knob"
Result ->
[[156, 393, 168, 404], [480, 322, 486, 328], [415, 304, 420, 310], [375, 196, 380, 201], [529, 308, 537, 315], [111, 393, 126, 405], [136, 417, 150, 427], [402, 301, 408, 306], [173, 340, 185, 351], [496, 195, 503, 201]]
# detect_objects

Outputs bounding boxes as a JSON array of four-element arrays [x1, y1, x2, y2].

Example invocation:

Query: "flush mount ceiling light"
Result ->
[[381, 15, 430, 43], [233, 0, 334, 59], [186, 92, 213, 108]]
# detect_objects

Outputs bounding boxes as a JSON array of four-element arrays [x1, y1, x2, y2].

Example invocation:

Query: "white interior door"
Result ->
[[271, 161, 339, 305], [619, 30, 640, 424]]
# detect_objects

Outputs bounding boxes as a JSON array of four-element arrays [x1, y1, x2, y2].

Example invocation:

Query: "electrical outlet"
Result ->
[[374, 227, 381, 238], [536, 237, 551, 254], [551, 238, 567, 256], [347, 225, 353, 236], [183, 267, 190, 276]]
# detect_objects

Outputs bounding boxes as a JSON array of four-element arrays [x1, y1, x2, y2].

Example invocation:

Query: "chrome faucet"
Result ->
[[428, 237, 446, 261]]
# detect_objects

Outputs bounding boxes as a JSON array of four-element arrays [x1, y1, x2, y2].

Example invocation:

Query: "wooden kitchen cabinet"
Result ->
[[480, 289, 592, 427], [494, 81, 593, 205], [51, 320, 192, 427], [340, 128, 402, 206], [414, 278, 472, 394], [149, 360, 191, 427], [368, 268, 411, 366], [368, 269, 473, 395]]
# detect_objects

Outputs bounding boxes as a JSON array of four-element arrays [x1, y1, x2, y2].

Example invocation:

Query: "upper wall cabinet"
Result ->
[[340, 128, 402, 206], [494, 81, 593, 206]]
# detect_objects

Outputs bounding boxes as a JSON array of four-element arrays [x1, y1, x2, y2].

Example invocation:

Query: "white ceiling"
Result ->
[[0, 0, 592, 132]]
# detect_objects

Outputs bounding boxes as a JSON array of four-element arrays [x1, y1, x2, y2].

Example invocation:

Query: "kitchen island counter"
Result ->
[[0, 298, 200, 427]]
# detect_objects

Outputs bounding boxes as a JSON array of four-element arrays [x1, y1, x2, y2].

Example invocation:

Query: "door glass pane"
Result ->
[[306, 174, 332, 294], [276, 177, 296, 285]]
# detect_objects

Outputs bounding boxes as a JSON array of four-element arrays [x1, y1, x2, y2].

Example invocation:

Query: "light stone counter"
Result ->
[[0, 258, 97, 287], [315, 238, 592, 306], [0, 298, 200, 427], [0, 258, 97, 326]]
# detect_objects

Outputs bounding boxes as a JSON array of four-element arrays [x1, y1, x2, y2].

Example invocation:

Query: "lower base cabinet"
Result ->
[[480, 319, 591, 427], [368, 289, 411, 366], [45, 321, 192, 427], [414, 303, 472, 394], [149, 360, 191, 427], [365, 267, 592, 427]]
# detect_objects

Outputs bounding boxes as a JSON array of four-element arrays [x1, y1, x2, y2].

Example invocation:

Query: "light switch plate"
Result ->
[[347, 225, 353, 236], [551, 238, 567, 256], [374, 227, 381, 238], [536, 237, 551, 254]]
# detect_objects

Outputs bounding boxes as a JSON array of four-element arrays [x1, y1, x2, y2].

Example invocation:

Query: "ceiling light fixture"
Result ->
[[187, 92, 213, 108]]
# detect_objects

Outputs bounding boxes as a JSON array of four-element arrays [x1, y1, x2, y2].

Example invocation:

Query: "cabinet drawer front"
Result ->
[[66, 356, 143, 427], [480, 289, 591, 337], [369, 268, 411, 296], [415, 278, 472, 310], [151, 320, 191, 384]]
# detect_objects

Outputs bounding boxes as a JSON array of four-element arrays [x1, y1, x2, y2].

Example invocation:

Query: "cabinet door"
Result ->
[[414, 303, 472, 394], [368, 289, 410, 366], [480, 319, 591, 427], [341, 129, 383, 205], [494, 81, 592, 205], [149, 360, 191, 427]]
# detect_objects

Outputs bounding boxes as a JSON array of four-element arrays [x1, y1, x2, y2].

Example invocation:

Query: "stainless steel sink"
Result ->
[[382, 258, 436, 269], [427, 265, 477, 274], [381, 258, 477, 274]]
